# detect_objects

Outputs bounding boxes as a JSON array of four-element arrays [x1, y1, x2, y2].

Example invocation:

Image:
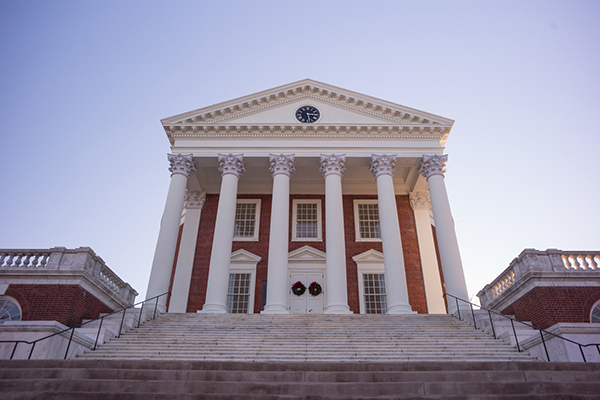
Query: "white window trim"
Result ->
[[353, 199, 382, 242], [228, 249, 260, 314], [353, 249, 386, 314], [292, 199, 323, 242], [233, 199, 261, 242], [0, 295, 22, 323]]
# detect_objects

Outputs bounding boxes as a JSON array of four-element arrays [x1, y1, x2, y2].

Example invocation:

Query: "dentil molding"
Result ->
[[418, 154, 448, 179], [269, 154, 295, 178], [168, 153, 196, 177], [218, 154, 245, 178], [185, 191, 206, 209], [370, 154, 397, 178], [319, 154, 346, 177]]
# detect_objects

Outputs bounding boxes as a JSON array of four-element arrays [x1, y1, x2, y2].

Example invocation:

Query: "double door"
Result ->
[[289, 271, 325, 314]]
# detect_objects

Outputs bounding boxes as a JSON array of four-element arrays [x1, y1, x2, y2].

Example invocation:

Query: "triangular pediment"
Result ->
[[288, 245, 327, 262], [230, 249, 262, 263], [162, 80, 453, 142], [352, 249, 384, 263]]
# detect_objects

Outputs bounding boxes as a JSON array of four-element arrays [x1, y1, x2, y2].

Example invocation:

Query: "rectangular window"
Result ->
[[354, 200, 381, 241], [234, 199, 261, 241], [363, 273, 387, 314], [227, 273, 251, 313], [292, 200, 322, 241]]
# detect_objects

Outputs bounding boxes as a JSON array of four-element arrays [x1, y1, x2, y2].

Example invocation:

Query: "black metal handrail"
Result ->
[[444, 293, 600, 362], [0, 292, 171, 360]]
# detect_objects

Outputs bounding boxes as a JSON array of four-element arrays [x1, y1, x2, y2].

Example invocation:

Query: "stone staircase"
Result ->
[[3, 314, 600, 399], [77, 313, 538, 362], [2, 359, 599, 399]]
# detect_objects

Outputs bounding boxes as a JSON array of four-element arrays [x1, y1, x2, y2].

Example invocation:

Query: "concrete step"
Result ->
[[1, 360, 599, 399]]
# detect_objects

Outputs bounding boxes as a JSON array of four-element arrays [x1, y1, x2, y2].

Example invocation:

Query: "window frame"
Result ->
[[227, 250, 259, 314], [233, 199, 261, 242], [353, 199, 382, 242], [0, 296, 22, 323], [291, 199, 323, 242]]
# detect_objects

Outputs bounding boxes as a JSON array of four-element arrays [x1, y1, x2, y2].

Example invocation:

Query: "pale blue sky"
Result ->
[[1, 1, 598, 302]]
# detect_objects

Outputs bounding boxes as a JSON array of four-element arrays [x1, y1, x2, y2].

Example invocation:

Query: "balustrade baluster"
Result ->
[[572, 255, 581, 269], [561, 255, 571, 269], [579, 255, 589, 270], [589, 256, 598, 270]]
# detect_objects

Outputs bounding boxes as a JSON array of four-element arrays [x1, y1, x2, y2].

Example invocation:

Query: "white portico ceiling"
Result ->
[[162, 79, 454, 148]]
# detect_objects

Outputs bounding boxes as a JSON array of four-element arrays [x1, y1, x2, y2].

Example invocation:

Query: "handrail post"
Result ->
[[93, 316, 104, 351], [455, 297, 461, 321], [510, 319, 521, 352], [137, 302, 144, 328], [488, 310, 497, 339], [539, 329, 550, 361], [118, 308, 126, 338], [153, 296, 159, 320], [579, 345, 587, 363], [470, 303, 477, 330], [28, 342, 36, 360], [64, 327, 75, 359], [10, 342, 18, 360]]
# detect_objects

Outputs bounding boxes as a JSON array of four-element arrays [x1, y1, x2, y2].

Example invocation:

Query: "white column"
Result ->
[[146, 154, 196, 312], [370, 154, 415, 314], [168, 190, 206, 313], [201, 154, 245, 313], [320, 154, 352, 314], [410, 191, 446, 314], [418, 154, 469, 314], [262, 154, 295, 314]]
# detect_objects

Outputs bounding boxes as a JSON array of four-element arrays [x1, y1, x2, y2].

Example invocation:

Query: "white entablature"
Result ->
[[162, 79, 454, 149]]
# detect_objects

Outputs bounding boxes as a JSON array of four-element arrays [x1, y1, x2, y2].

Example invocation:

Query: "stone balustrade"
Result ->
[[477, 248, 600, 308], [0, 247, 138, 307]]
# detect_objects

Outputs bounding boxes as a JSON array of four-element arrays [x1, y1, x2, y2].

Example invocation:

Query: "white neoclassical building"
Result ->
[[145, 79, 468, 316]]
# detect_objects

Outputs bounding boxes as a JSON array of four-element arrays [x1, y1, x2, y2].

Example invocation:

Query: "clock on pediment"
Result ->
[[295, 105, 320, 123]]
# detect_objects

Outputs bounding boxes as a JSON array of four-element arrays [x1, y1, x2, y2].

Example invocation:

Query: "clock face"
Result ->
[[295, 105, 320, 123]]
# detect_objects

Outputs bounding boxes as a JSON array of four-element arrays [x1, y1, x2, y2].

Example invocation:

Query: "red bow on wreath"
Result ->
[[308, 281, 322, 296]]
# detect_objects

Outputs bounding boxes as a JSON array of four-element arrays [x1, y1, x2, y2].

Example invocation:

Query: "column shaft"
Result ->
[[263, 173, 291, 313], [427, 174, 469, 311], [320, 154, 352, 314], [375, 174, 415, 314], [201, 174, 239, 313], [168, 191, 205, 313], [146, 154, 195, 312], [410, 192, 446, 314], [418, 155, 469, 314]]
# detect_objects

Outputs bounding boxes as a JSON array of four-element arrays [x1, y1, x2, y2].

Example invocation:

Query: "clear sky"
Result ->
[[1, 1, 598, 303]]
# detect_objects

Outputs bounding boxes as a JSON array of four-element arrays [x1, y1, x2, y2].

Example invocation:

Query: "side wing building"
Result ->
[[146, 79, 469, 316]]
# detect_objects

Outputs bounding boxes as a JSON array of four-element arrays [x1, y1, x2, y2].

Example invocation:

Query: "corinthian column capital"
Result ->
[[409, 191, 432, 210], [320, 154, 346, 177], [168, 153, 196, 177], [218, 154, 245, 178], [185, 190, 206, 210], [418, 154, 448, 180], [370, 154, 397, 178], [269, 154, 295, 178]]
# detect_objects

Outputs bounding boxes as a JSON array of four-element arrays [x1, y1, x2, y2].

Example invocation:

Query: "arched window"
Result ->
[[0, 296, 22, 323], [591, 299, 600, 323]]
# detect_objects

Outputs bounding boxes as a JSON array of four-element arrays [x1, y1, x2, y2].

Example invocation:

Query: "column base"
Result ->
[[261, 304, 290, 314], [198, 303, 228, 314], [324, 304, 353, 314], [387, 304, 417, 314]]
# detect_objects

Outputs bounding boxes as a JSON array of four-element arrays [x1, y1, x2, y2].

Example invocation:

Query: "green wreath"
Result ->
[[308, 281, 323, 296], [291, 281, 306, 296]]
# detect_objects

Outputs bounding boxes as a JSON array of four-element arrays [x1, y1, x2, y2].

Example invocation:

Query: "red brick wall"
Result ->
[[5, 284, 113, 327], [501, 286, 600, 329], [186, 193, 429, 314]]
